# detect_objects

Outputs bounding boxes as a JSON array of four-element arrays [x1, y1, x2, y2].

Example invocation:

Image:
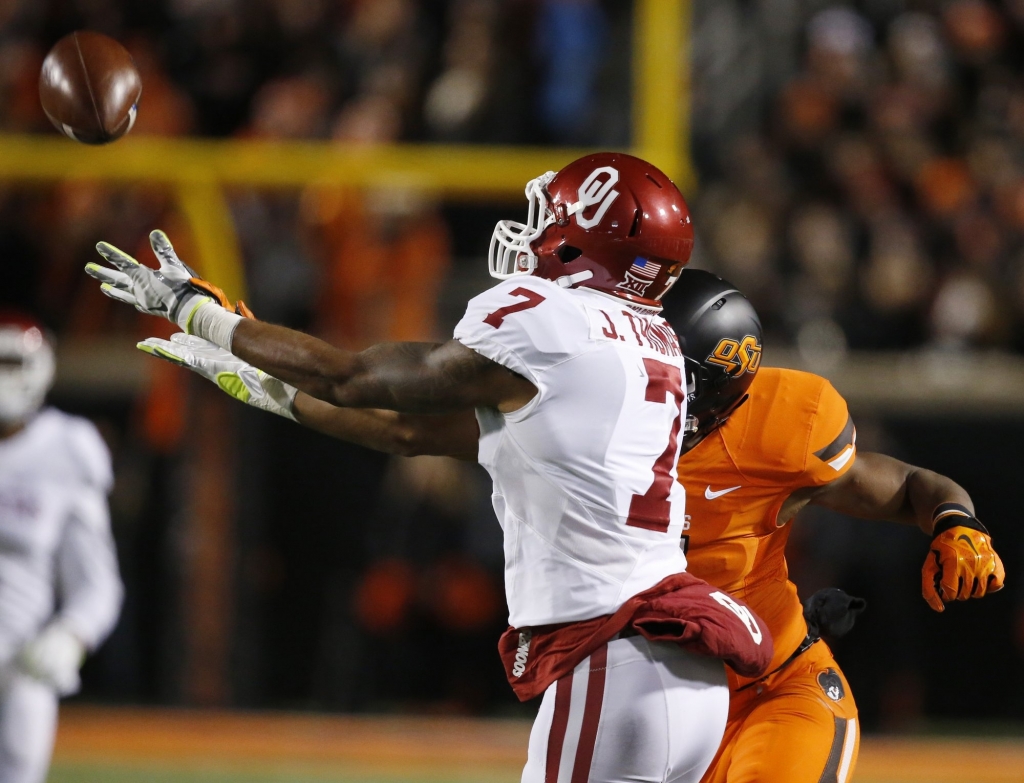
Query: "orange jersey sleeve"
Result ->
[[679, 368, 856, 683], [800, 377, 857, 487], [718, 368, 857, 491]]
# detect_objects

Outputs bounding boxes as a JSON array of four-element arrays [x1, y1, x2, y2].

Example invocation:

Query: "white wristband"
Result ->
[[187, 301, 243, 349]]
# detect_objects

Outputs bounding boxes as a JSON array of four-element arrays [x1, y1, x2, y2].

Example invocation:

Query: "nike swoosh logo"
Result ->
[[957, 533, 979, 554], [705, 485, 742, 500]]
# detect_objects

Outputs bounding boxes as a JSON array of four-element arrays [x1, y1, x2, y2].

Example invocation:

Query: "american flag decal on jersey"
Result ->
[[617, 257, 662, 295]]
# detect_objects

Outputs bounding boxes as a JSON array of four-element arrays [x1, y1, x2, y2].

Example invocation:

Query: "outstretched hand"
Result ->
[[138, 332, 297, 421], [85, 229, 253, 329], [85, 229, 208, 330]]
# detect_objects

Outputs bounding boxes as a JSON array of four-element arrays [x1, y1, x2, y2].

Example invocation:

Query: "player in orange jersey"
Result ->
[[136, 269, 1005, 783], [665, 270, 1004, 783]]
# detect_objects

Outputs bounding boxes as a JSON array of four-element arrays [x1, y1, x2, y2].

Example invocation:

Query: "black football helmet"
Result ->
[[662, 269, 763, 449]]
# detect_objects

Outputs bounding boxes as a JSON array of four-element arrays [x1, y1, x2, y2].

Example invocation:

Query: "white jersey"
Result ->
[[0, 409, 123, 667], [455, 277, 690, 627]]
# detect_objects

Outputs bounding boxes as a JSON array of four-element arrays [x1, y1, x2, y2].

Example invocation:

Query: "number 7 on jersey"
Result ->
[[483, 287, 546, 328], [627, 358, 685, 533]]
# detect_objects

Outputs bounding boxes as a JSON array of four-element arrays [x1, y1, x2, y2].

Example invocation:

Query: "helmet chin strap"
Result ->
[[688, 393, 750, 445], [553, 270, 594, 288]]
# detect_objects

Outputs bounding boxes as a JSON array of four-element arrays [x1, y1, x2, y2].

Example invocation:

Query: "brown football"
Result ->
[[39, 31, 141, 145]]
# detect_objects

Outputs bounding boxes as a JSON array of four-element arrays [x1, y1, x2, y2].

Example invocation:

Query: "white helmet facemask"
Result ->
[[488, 171, 557, 279], [0, 326, 55, 425]]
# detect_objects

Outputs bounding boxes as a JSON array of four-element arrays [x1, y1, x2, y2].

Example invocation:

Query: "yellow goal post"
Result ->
[[0, 0, 692, 305]]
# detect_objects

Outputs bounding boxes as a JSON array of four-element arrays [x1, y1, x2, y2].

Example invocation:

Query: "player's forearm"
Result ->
[[811, 453, 975, 534], [230, 320, 443, 410], [293, 393, 479, 458], [231, 319, 524, 413], [229, 318, 364, 403], [903, 466, 974, 534]]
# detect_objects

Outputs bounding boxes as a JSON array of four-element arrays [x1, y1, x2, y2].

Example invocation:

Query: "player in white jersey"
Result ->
[[0, 315, 123, 783], [87, 152, 772, 783]]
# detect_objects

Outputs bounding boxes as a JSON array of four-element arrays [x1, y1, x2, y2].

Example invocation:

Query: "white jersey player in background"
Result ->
[[87, 153, 771, 783], [0, 315, 123, 783]]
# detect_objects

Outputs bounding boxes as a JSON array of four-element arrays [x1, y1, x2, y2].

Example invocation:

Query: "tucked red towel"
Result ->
[[498, 571, 773, 701]]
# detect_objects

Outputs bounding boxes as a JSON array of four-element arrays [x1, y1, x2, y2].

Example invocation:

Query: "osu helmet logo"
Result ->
[[705, 335, 762, 376]]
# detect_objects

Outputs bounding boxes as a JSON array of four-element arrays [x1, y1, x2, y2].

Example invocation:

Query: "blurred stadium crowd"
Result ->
[[0, 0, 1022, 729], [5, 0, 1024, 353], [691, 0, 1024, 354], [0, 0, 630, 144]]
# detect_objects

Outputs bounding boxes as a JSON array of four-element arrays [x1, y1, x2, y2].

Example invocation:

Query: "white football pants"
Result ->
[[0, 672, 58, 783], [522, 635, 729, 783]]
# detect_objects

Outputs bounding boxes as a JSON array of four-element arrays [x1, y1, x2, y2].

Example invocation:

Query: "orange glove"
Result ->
[[922, 504, 1005, 612], [188, 277, 255, 319]]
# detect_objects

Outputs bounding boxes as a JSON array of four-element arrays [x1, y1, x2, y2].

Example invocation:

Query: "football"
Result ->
[[38, 31, 141, 145]]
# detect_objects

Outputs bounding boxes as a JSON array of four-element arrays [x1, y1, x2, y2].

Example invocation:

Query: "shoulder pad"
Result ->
[[453, 278, 591, 381], [725, 368, 854, 486]]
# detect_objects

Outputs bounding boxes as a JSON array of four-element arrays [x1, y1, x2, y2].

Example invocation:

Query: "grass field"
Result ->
[[48, 706, 1024, 783]]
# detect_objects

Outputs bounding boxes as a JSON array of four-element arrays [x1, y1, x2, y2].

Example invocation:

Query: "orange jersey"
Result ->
[[679, 367, 856, 687]]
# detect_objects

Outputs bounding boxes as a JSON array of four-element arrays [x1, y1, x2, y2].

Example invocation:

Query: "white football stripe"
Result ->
[[828, 445, 855, 471], [837, 717, 858, 783], [557, 655, 592, 783]]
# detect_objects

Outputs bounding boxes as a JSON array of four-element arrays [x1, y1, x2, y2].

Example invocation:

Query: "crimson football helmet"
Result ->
[[489, 152, 694, 311], [0, 313, 55, 425]]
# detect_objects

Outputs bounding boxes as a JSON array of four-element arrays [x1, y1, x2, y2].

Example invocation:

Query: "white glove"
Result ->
[[138, 333, 298, 421], [18, 622, 86, 696], [85, 230, 212, 332]]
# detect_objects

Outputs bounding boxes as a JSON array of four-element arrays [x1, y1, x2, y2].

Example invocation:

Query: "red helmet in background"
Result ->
[[489, 152, 694, 311], [0, 312, 55, 424]]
